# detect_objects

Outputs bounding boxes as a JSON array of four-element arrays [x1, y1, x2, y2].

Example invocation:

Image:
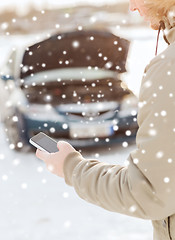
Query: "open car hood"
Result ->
[[20, 30, 130, 80]]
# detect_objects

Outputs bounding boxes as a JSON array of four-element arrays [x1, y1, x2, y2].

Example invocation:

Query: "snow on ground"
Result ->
[[0, 26, 167, 240]]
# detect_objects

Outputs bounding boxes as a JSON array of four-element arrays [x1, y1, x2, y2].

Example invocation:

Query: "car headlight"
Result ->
[[20, 104, 64, 122], [118, 95, 138, 118]]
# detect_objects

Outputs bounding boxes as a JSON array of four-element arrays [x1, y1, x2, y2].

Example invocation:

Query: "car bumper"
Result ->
[[24, 115, 138, 148]]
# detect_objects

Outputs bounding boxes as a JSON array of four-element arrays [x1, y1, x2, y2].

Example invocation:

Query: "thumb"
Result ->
[[57, 141, 75, 152], [36, 149, 50, 162]]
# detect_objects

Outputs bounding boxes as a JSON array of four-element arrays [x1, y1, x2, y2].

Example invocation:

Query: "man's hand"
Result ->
[[36, 141, 76, 178]]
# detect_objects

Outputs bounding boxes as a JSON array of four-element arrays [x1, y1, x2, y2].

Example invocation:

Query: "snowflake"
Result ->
[[122, 19, 127, 24], [122, 142, 128, 148], [55, 24, 60, 29], [2, 175, 8, 181], [103, 56, 108, 61], [48, 164, 54, 172], [42, 179, 47, 184], [113, 124, 119, 131], [37, 166, 43, 173], [125, 130, 131, 136], [129, 205, 137, 213], [65, 13, 70, 18], [0, 154, 5, 160], [32, 16, 37, 21], [13, 158, 20, 166], [105, 62, 113, 69], [21, 183, 28, 189], [64, 220, 71, 228], [164, 177, 170, 183], [124, 160, 130, 166], [131, 110, 137, 116], [133, 158, 139, 164], [149, 129, 157, 136], [17, 142, 23, 148], [78, 26, 83, 31], [61, 94, 66, 99], [168, 158, 173, 163], [154, 112, 159, 117], [50, 127, 55, 133], [156, 151, 164, 158], [90, 16, 97, 23], [9, 144, 15, 150], [62, 123, 68, 129], [144, 80, 152, 88], [12, 116, 18, 122], [90, 36, 94, 41], [116, 25, 120, 30], [72, 40, 80, 48], [1, 22, 8, 30], [160, 110, 167, 117], [63, 192, 69, 198]]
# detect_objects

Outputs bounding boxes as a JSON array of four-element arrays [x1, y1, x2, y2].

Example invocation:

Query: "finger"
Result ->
[[57, 140, 66, 146], [57, 140, 74, 150], [36, 149, 50, 162], [57, 140, 67, 150]]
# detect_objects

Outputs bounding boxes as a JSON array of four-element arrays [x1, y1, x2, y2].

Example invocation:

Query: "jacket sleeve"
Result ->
[[63, 56, 175, 221]]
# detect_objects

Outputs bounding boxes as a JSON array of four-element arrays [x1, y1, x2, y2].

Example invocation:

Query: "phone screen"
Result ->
[[30, 132, 58, 153]]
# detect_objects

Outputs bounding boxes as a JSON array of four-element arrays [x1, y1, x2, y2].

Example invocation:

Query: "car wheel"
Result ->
[[3, 110, 31, 152]]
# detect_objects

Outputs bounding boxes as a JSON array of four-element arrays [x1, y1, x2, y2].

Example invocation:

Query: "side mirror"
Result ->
[[0, 75, 14, 81]]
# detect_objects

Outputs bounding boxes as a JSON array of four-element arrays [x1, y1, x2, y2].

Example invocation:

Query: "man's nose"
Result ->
[[129, 0, 137, 11]]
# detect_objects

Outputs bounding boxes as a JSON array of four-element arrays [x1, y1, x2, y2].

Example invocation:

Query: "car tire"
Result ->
[[3, 109, 31, 152]]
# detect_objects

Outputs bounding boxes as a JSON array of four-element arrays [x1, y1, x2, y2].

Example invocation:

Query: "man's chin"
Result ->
[[150, 22, 159, 30]]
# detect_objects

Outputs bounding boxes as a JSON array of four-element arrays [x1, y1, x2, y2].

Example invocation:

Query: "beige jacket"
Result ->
[[63, 27, 175, 240]]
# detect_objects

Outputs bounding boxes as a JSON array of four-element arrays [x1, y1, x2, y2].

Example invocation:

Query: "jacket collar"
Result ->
[[164, 6, 175, 44], [166, 27, 175, 44]]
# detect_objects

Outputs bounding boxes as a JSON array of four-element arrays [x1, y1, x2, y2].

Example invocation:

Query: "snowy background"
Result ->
[[0, 0, 168, 239]]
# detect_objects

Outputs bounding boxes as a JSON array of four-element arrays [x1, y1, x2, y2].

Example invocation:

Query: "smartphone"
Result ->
[[29, 132, 58, 153]]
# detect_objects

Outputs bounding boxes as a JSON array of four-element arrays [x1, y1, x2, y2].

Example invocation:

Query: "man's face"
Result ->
[[129, 0, 159, 29]]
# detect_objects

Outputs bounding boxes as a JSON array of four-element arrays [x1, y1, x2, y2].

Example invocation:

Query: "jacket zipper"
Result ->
[[168, 217, 172, 240]]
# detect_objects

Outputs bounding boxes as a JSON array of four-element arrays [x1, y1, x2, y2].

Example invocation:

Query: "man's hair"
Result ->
[[145, 0, 174, 19], [144, 0, 175, 29]]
